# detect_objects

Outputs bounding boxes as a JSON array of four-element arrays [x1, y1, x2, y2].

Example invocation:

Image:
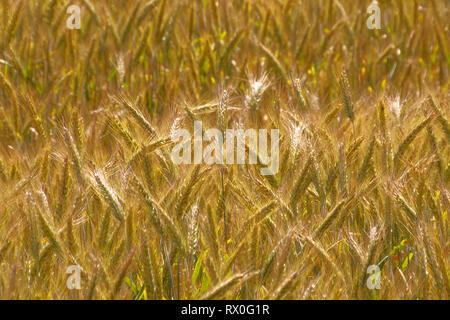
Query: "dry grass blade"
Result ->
[[394, 116, 433, 171], [312, 198, 347, 239], [199, 272, 257, 300], [94, 172, 125, 223]]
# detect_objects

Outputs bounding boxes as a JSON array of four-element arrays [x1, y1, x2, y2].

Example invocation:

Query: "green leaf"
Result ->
[[192, 250, 207, 285], [401, 253, 413, 271]]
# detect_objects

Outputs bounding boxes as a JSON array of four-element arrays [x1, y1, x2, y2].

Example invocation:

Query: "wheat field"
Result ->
[[0, 0, 448, 300]]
